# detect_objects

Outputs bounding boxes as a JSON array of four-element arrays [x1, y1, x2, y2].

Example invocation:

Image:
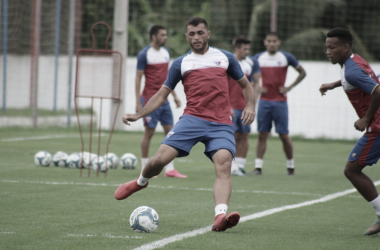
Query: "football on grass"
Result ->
[[67, 153, 82, 169], [34, 151, 52, 167], [53, 151, 69, 167], [129, 206, 159, 233], [121, 153, 138, 169], [104, 152, 119, 169]]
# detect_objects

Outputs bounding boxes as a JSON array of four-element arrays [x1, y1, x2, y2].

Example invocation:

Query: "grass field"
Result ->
[[1, 127, 380, 250]]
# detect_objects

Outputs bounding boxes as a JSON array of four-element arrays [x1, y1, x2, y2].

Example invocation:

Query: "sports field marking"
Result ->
[[0, 232, 15, 234], [132, 180, 380, 250], [0, 180, 321, 197], [1, 133, 107, 142], [68, 233, 143, 239]]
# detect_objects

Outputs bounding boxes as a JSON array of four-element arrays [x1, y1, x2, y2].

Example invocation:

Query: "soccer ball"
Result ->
[[34, 151, 52, 167], [129, 206, 159, 233], [53, 151, 69, 167], [83, 153, 97, 169], [121, 153, 138, 169], [92, 156, 111, 172], [104, 152, 119, 169], [67, 153, 82, 169]]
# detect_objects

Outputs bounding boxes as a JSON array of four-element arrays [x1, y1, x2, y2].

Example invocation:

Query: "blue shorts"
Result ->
[[257, 100, 289, 134], [141, 97, 173, 128], [232, 109, 251, 134], [161, 115, 236, 162], [348, 135, 380, 166]]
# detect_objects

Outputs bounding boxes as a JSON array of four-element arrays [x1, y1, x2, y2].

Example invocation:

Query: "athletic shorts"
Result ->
[[348, 134, 380, 166], [232, 109, 251, 134], [161, 115, 236, 162], [257, 99, 289, 134], [141, 97, 173, 128]]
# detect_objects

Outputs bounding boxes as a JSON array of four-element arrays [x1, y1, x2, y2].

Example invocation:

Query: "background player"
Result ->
[[135, 25, 187, 178], [228, 36, 261, 176], [115, 17, 256, 232], [319, 27, 380, 235], [252, 32, 306, 175]]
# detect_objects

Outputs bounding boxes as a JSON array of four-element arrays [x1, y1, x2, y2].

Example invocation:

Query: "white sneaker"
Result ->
[[231, 168, 246, 176]]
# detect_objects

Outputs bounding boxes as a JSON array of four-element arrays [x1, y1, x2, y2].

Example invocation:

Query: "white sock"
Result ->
[[215, 204, 228, 217], [137, 173, 150, 186], [141, 158, 149, 172], [255, 158, 263, 169], [369, 196, 380, 216], [165, 160, 174, 172], [231, 160, 239, 172], [287, 159, 294, 169], [235, 157, 246, 169]]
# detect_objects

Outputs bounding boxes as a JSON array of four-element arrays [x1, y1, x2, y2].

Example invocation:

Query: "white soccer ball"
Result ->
[[67, 153, 82, 169], [104, 152, 119, 169], [34, 151, 52, 167], [53, 151, 69, 167], [121, 153, 138, 169], [83, 153, 97, 169], [129, 206, 159, 233], [92, 156, 111, 172]]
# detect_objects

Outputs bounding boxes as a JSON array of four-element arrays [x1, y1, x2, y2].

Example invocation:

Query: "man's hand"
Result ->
[[260, 87, 268, 94], [122, 113, 140, 126], [279, 86, 291, 95], [174, 96, 181, 108], [354, 117, 371, 132], [319, 83, 336, 96], [241, 104, 256, 126]]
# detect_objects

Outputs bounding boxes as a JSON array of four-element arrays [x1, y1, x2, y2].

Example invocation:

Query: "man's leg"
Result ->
[[232, 132, 249, 176], [279, 133, 294, 175], [161, 125, 187, 178], [140, 127, 155, 171], [253, 131, 270, 175], [211, 149, 240, 232], [344, 160, 380, 235], [114, 144, 178, 200]]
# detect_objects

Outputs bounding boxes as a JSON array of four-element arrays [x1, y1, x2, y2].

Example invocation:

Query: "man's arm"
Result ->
[[279, 65, 307, 94], [135, 70, 144, 112], [236, 76, 256, 125], [354, 85, 380, 131], [319, 80, 342, 96], [170, 90, 181, 108], [123, 86, 172, 125]]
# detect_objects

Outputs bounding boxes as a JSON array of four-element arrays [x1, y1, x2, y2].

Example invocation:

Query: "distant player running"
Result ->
[[136, 25, 186, 178], [115, 17, 256, 232], [319, 27, 380, 235], [252, 32, 306, 176], [228, 36, 260, 176]]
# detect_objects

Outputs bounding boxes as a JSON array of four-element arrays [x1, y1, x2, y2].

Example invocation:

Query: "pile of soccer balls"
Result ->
[[34, 151, 138, 171]]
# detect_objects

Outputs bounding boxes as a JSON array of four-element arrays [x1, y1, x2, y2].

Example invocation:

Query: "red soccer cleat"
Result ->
[[211, 211, 240, 232], [114, 179, 148, 200], [164, 169, 187, 178]]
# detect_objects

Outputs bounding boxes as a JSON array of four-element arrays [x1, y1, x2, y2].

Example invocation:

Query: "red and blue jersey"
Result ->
[[137, 45, 170, 98], [341, 54, 380, 135], [163, 47, 245, 125], [228, 56, 260, 110], [253, 50, 298, 102]]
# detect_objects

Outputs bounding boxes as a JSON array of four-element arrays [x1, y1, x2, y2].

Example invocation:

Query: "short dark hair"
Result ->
[[149, 25, 166, 40], [233, 36, 250, 48], [265, 32, 279, 40], [186, 17, 208, 30], [326, 27, 353, 47]]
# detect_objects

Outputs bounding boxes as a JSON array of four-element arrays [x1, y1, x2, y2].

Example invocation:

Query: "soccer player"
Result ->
[[252, 32, 306, 176], [319, 27, 380, 235], [135, 25, 187, 178], [115, 17, 256, 232], [228, 36, 261, 176]]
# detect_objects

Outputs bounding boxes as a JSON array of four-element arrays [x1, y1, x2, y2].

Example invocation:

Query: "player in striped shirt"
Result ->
[[320, 27, 380, 235]]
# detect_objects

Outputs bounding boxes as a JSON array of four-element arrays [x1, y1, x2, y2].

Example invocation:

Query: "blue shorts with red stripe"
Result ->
[[141, 97, 173, 128], [348, 134, 380, 166], [257, 100, 289, 134], [161, 115, 236, 162]]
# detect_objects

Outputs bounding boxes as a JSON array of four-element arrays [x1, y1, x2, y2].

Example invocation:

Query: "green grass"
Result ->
[[0, 108, 93, 117], [1, 127, 380, 250]]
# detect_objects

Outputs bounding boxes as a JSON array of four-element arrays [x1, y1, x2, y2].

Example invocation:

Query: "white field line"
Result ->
[[0, 180, 321, 197], [68, 233, 143, 239], [132, 180, 380, 250], [0, 232, 15, 234], [1, 133, 107, 142]]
